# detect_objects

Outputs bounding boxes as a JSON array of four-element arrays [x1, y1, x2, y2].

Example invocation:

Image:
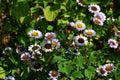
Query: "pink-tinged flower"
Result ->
[[28, 43, 41, 52], [83, 29, 96, 37], [31, 51, 42, 59], [94, 12, 106, 22], [108, 39, 118, 49], [16, 45, 26, 54], [42, 41, 53, 52], [76, 0, 84, 6], [93, 18, 103, 26], [45, 32, 56, 40], [4, 76, 15, 80], [52, 39, 60, 49], [115, 31, 120, 37], [73, 35, 88, 46], [20, 52, 31, 61], [96, 66, 108, 76], [75, 21, 86, 31], [88, 4, 100, 13], [48, 70, 60, 79], [103, 63, 114, 73], [69, 22, 76, 28], [28, 30, 42, 39], [30, 61, 43, 71]]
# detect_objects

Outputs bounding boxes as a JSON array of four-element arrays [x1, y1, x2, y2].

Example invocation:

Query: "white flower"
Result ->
[[108, 39, 118, 49], [30, 61, 43, 71], [42, 41, 53, 52], [88, 4, 100, 13], [20, 52, 31, 61], [31, 51, 42, 59], [83, 29, 96, 37], [69, 22, 76, 28], [93, 18, 103, 26], [52, 39, 60, 49], [73, 35, 88, 46], [73, 49, 80, 55], [76, 0, 83, 6], [2, 47, 12, 55], [28, 30, 42, 39], [103, 63, 114, 73], [48, 70, 60, 79], [4, 76, 15, 80], [16, 45, 26, 54], [75, 21, 86, 31], [94, 12, 106, 22], [96, 66, 108, 76], [115, 31, 120, 37], [45, 32, 56, 40], [28, 43, 41, 52]]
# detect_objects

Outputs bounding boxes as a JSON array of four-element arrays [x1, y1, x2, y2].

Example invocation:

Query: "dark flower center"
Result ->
[[17, 46, 25, 52], [78, 38, 84, 43], [22, 54, 29, 60], [51, 70, 58, 77], [79, 0, 83, 3], [45, 44, 52, 49], [34, 63, 41, 69], [105, 65, 113, 71], [99, 68, 105, 74], [110, 41, 115, 46], [116, 31, 120, 35], [32, 46, 39, 50], [91, 6, 97, 11]]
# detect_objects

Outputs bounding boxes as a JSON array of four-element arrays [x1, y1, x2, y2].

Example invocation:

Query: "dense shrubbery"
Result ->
[[0, 0, 120, 80]]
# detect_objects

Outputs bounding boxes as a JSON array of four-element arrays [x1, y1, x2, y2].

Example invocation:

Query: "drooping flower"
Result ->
[[94, 12, 106, 22], [28, 30, 42, 39], [16, 45, 26, 54], [20, 52, 31, 61], [93, 18, 103, 26], [88, 4, 100, 13], [31, 51, 42, 59], [48, 70, 60, 80], [73, 35, 88, 46], [83, 29, 96, 37], [96, 66, 108, 76], [42, 41, 53, 52], [52, 39, 60, 49], [115, 31, 120, 37], [4, 76, 15, 80], [75, 21, 86, 31], [30, 61, 43, 71], [28, 43, 41, 52], [72, 49, 80, 55], [76, 0, 84, 6], [103, 63, 114, 73], [44, 32, 56, 40], [2, 47, 13, 55], [108, 39, 118, 49]]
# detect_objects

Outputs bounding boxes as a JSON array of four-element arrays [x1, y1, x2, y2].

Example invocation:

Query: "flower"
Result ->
[[108, 39, 118, 49], [52, 39, 60, 49], [16, 45, 26, 54], [96, 66, 108, 76], [73, 35, 88, 46], [4, 76, 15, 80], [115, 31, 120, 37], [93, 18, 103, 26], [30, 61, 43, 71], [2, 47, 12, 55], [103, 63, 114, 73], [88, 4, 100, 13], [28, 43, 41, 52], [75, 21, 86, 31], [72, 49, 80, 55], [42, 41, 53, 52], [94, 12, 106, 22], [84, 29, 96, 37], [45, 32, 56, 40], [69, 22, 76, 28], [48, 70, 60, 79], [20, 52, 31, 61], [76, 0, 83, 6], [31, 51, 42, 59], [28, 30, 42, 39]]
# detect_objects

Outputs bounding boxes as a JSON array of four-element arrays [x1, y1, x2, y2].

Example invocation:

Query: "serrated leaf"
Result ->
[[44, 5, 60, 21], [0, 67, 5, 79]]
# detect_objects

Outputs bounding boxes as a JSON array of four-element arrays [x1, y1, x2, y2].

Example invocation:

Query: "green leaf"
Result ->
[[71, 71, 83, 78], [44, 5, 60, 21], [51, 56, 65, 64], [47, 25, 53, 31], [0, 67, 5, 79], [75, 56, 85, 69]]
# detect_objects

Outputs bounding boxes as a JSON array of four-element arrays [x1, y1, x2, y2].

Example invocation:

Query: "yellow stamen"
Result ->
[[32, 32, 38, 36], [86, 31, 93, 35], [77, 23, 83, 28]]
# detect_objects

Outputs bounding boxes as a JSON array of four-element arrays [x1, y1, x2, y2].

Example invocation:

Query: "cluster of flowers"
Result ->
[[96, 63, 114, 76]]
